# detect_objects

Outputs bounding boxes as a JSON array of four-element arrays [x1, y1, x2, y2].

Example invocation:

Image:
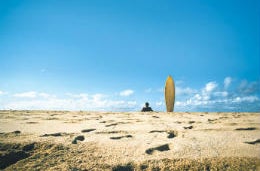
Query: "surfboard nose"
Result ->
[[167, 75, 173, 80]]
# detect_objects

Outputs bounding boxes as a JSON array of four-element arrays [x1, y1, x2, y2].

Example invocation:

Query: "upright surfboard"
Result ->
[[165, 75, 175, 112]]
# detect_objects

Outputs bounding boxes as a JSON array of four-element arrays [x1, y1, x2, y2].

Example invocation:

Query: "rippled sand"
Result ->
[[0, 110, 260, 170]]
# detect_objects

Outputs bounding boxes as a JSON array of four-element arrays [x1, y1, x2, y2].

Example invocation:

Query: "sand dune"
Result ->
[[0, 110, 259, 170]]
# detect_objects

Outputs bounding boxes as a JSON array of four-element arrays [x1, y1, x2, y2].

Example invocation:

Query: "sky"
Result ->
[[0, 0, 259, 112]]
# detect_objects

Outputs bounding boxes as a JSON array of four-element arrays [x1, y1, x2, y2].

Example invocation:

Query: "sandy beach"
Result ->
[[0, 110, 259, 170]]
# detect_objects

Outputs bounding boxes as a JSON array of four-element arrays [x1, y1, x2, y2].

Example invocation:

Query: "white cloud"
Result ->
[[232, 96, 259, 103], [0, 91, 4, 95], [197, 81, 218, 101], [38, 93, 56, 98], [119, 89, 134, 96], [224, 77, 232, 89], [193, 94, 201, 100], [155, 101, 163, 106], [214, 91, 228, 97], [13, 91, 37, 98], [127, 101, 137, 105], [176, 87, 196, 96], [92, 93, 105, 100], [238, 80, 259, 95], [66, 93, 88, 99], [91, 93, 107, 107], [13, 91, 55, 99], [204, 82, 218, 92]]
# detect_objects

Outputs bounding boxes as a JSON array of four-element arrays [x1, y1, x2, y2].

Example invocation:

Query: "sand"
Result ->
[[0, 110, 259, 170]]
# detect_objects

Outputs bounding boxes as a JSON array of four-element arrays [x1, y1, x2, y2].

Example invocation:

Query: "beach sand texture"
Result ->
[[0, 110, 260, 170]]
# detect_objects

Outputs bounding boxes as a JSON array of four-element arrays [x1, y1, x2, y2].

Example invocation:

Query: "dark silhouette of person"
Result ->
[[141, 102, 153, 112]]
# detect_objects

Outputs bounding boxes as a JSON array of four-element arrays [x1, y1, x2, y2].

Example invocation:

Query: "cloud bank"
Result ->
[[119, 89, 134, 96], [0, 77, 259, 112], [172, 78, 259, 112], [1, 92, 138, 111]]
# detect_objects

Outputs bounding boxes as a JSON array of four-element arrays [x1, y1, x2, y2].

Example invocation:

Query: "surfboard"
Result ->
[[164, 75, 175, 112]]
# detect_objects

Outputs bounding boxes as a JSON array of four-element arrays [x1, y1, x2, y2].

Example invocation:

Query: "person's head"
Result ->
[[145, 102, 149, 107]]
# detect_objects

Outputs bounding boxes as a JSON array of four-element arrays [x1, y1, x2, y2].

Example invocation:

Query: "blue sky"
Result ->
[[0, 0, 259, 111]]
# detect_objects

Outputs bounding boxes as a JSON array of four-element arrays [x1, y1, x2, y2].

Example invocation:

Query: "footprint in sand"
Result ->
[[184, 125, 193, 129], [26, 121, 38, 124], [208, 119, 217, 122], [227, 123, 238, 126], [244, 139, 260, 145], [81, 129, 96, 133], [72, 135, 85, 144], [105, 122, 130, 127], [96, 130, 128, 134], [112, 163, 134, 171], [145, 144, 170, 154], [235, 127, 257, 131], [149, 130, 165, 133], [105, 123, 118, 127], [149, 130, 177, 139], [12, 130, 21, 134], [40, 132, 68, 137], [22, 143, 35, 151], [219, 116, 228, 119], [110, 135, 133, 140], [167, 131, 178, 139], [0, 131, 21, 135]]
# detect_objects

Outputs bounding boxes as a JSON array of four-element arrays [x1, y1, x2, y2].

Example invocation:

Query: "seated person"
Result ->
[[141, 102, 153, 112]]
